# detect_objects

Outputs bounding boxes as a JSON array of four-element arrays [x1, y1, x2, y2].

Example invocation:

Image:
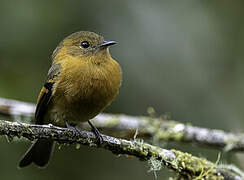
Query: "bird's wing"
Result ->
[[35, 63, 61, 124]]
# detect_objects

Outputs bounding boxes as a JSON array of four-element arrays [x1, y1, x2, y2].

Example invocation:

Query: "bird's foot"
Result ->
[[88, 120, 103, 145], [65, 121, 82, 136]]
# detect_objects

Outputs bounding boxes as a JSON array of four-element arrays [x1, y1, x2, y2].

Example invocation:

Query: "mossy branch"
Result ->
[[1, 97, 244, 152], [0, 119, 242, 180]]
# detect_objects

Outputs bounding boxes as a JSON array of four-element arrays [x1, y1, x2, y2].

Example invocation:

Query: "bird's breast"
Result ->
[[49, 57, 121, 125]]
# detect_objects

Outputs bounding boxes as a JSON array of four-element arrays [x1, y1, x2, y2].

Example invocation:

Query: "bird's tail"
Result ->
[[18, 139, 54, 168]]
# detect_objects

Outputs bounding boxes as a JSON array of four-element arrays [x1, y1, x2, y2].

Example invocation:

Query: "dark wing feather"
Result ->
[[35, 63, 61, 124]]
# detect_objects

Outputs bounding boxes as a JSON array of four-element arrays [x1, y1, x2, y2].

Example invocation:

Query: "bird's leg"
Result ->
[[88, 120, 103, 145], [65, 121, 82, 135]]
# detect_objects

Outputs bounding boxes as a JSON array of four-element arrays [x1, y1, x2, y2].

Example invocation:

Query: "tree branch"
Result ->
[[0, 97, 244, 152], [0, 119, 242, 179]]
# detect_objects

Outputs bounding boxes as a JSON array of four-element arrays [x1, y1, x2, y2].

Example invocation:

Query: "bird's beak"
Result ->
[[99, 40, 117, 48]]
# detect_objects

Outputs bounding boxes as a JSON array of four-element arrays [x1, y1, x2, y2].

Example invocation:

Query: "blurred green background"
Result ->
[[0, 0, 244, 179]]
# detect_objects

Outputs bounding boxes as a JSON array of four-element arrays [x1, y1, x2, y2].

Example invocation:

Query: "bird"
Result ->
[[18, 31, 122, 168]]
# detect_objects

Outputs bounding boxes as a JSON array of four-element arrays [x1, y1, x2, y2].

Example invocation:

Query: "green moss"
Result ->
[[76, 143, 81, 149], [121, 140, 149, 157], [57, 143, 63, 150], [156, 121, 184, 141], [147, 107, 156, 118], [86, 137, 97, 147], [171, 150, 224, 180], [141, 114, 185, 143]]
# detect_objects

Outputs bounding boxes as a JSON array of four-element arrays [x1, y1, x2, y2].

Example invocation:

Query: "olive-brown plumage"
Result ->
[[19, 31, 122, 168]]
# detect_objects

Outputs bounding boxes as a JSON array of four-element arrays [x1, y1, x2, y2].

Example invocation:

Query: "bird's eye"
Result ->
[[80, 41, 90, 48]]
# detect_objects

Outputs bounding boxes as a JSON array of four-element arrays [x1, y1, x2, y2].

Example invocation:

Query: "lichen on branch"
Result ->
[[0, 119, 241, 179], [0, 97, 244, 152]]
